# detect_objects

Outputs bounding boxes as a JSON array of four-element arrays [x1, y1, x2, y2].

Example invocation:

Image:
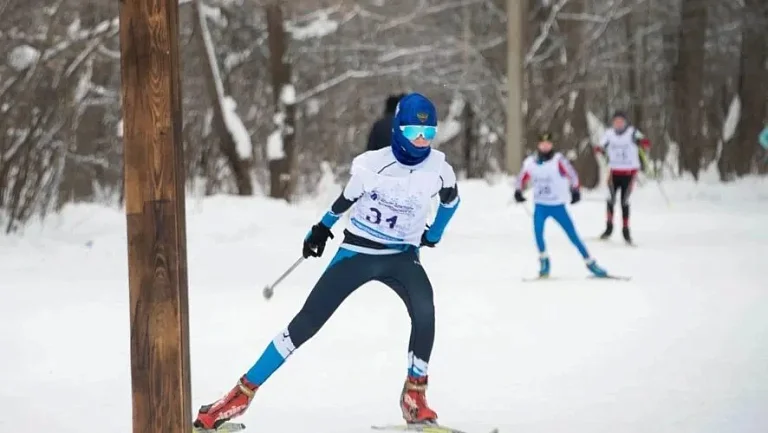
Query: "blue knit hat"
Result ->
[[391, 92, 437, 165]]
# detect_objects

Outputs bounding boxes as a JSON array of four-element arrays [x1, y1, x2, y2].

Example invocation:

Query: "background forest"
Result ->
[[1, 0, 766, 232]]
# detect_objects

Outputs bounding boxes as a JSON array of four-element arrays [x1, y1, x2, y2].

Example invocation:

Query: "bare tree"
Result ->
[[1, 0, 766, 230], [194, 0, 253, 195], [728, 0, 768, 177], [0, 0, 119, 231], [671, 0, 708, 179], [265, 2, 296, 200]]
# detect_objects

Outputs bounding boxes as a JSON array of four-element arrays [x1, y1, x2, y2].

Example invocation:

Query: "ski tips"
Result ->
[[372, 423, 498, 433], [193, 422, 246, 433]]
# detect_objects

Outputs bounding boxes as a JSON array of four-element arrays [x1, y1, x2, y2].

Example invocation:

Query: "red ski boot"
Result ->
[[194, 375, 258, 430], [400, 376, 438, 424]]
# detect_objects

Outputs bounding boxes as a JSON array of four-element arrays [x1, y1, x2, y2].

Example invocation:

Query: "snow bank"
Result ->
[[3, 166, 767, 433]]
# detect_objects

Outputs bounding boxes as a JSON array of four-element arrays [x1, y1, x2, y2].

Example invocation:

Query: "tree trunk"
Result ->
[[463, 103, 478, 178], [193, 0, 252, 196], [560, 0, 597, 188], [626, 6, 644, 128], [266, 2, 295, 200], [672, 0, 708, 179], [731, 0, 768, 177]]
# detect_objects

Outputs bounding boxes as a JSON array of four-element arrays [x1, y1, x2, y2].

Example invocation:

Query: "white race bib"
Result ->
[[608, 144, 633, 165], [533, 175, 557, 202], [350, 171, 436, 245]]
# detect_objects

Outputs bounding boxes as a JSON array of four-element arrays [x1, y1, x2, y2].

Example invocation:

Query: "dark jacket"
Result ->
[[366, 94, 404, 151], [366, 114, 394, 151]]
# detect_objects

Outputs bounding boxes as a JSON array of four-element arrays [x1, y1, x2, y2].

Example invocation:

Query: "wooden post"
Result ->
[[119, 0, 192, 432], [506, 0, 525, 173]]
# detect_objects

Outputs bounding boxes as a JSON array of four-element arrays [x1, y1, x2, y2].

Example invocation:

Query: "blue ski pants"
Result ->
[[533, 203, 590, 259]]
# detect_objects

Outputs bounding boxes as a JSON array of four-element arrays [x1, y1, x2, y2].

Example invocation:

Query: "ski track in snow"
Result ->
[[1, 176, 767, 433]]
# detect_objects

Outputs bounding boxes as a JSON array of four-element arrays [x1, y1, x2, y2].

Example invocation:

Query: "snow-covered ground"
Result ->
[[1, 174, 767, 433]]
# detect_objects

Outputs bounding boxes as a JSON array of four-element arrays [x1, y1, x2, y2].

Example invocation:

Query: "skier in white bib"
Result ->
[[194, 93, 460, 430], [593, 111, 651, 244], [513, 133, 608, 278]]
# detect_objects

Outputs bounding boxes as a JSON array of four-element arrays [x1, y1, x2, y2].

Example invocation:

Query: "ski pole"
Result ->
[[262, 256, 305, 300], [521, 202, 532, 217], [655, 179, 671, 207]]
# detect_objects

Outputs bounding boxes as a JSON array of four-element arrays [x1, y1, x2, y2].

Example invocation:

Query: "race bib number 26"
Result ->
[[536, 184, 552, 197]]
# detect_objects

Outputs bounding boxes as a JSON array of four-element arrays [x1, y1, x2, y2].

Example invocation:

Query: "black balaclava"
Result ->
[[536, 132, 555, 162]]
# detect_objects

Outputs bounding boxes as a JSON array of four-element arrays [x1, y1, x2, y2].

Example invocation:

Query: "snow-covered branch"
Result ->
[[526, 0, 569, 66], [295, 64, 423, 103], [196, 0, 252, 161]]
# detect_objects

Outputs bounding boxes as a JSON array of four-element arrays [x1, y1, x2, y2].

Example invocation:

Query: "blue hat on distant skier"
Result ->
[[391, 92, 437, 165]]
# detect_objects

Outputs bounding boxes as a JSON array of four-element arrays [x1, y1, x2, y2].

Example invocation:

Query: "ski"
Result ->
[[522, 274, 631, 282], [372, 423, 498, 433], [193, 422, 246, 433], [592, 237, 638, 248], [522, 275, 560, 282], [588, 274, 632, 281]]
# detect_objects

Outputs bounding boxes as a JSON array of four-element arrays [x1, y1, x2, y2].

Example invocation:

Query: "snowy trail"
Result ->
[[1, 176, 767, 433]]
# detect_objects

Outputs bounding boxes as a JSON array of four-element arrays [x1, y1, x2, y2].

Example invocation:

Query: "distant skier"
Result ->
[[367, 93, 405, 151], [514, 133, 608, 278], [194, 93, 459, 430], [759, 124, 768, 150], [593, 111, 651, 244]]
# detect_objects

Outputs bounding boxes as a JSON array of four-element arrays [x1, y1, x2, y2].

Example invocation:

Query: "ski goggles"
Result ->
[[399, 125, 437, 141]]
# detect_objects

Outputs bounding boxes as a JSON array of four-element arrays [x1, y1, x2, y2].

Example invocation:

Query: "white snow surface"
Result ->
[[1, 174, 768, 433]]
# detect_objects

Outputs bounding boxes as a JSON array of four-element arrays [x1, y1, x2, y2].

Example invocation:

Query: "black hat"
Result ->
[[385, 93, 406, 114], [538, 132, 554, 142], [612, 110, 628, 120]]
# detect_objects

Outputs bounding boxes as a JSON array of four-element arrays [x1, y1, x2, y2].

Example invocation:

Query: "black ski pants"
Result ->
[[286, 246, 436, 364], [607, 172, 636, 226]]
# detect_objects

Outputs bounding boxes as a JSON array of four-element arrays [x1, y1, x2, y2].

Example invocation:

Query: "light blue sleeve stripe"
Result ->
[[759, 127, 768, 149], [320, 211, 340, 228], [425, 197, 460, 242]]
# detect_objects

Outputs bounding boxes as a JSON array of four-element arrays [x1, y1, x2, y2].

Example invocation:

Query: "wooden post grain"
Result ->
[[118, 0, 191, 432]]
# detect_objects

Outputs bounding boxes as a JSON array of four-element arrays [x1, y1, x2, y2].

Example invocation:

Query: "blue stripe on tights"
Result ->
[[244, 342, 285, 386]]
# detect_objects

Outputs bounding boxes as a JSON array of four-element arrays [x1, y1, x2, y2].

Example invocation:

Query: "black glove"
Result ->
[[514, 190, 526, 203], [302, 223, 334, 258], [420, 230, 438, 248], [570, 188, 581, 204]]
